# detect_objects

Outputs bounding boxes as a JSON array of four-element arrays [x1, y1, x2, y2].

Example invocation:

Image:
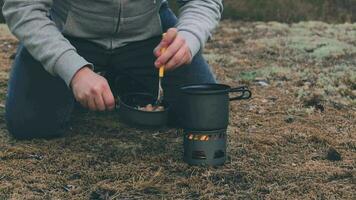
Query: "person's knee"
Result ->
[[5, 111, 65, 140]]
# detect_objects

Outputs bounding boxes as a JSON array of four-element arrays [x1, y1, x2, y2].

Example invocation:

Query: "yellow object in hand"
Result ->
[[159, 47, 166, 78], [159, 66, 164, 78], [159, 33, 167, 78]]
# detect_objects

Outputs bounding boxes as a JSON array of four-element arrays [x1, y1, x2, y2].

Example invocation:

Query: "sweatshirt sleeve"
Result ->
[[176, 0, 223, 57], [2, 0, 93, 86]]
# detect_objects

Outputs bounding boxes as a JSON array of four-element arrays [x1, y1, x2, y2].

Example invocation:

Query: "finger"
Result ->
[[162, 28, 178, 46], [179, 44, 192, 66], [102, 87, 115, 111], [173, 48, 192, 70], [171, 54, 189, 71], [185, 46, 193, 64], [87, 98, 97, 111], [79, 99, 88, 109], [94, 94, 106, 111], [153, 43, 163, 57], [155, 36, 184, 68], [165, 46, 188, 70], [176, 53, 191, 69], [154, 29, 177, 58]]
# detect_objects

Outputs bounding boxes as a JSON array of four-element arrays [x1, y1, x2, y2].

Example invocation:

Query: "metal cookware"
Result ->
[[179, 84, 252, 131], [117, 93, 169, 127]]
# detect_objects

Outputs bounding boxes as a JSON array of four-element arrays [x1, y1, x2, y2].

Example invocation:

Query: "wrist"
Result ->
[[70, 65, 92, 88], [178, 31, 201, 57], [54, 50, 93, 87]]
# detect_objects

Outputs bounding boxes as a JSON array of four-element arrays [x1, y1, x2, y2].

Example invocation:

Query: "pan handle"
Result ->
[[115, 96, 121, 109], [229, 86, 252, 101]]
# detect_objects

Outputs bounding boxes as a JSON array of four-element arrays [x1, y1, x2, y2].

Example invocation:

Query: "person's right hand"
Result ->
[[70, 66, 115, 111]]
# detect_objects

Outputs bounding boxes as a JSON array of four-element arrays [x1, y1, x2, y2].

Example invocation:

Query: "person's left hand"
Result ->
[[154, 28, 192, 71]]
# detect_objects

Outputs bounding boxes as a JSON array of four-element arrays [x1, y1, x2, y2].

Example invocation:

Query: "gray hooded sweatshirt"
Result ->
[[2, 0, 223, 86]]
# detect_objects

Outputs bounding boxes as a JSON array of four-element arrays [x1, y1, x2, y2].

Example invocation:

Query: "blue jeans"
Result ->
[[5, 3, 216, 139]]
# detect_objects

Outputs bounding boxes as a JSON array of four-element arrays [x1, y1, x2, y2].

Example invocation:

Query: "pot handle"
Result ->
[[115, 96, 121, 109], [229, 86, 252, 101]]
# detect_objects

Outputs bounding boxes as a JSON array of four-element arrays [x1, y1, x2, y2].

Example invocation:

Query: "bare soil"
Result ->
[[0, 21, 355, 199]]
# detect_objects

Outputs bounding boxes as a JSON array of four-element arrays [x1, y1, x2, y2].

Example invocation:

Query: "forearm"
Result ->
[[176, 0, 223, 56], [2, 0, 91, 86]]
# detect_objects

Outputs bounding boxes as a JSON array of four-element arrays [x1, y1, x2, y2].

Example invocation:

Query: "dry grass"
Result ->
[[0, 21, 355, 199]]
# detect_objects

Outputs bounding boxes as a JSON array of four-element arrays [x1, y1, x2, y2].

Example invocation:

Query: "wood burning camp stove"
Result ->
[[183, 129, 227, 166], [179, 84, 252, 166]]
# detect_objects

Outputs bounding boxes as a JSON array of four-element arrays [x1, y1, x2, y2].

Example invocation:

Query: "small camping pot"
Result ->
[[179, 84, 251, 131], [183, 129, 227, 166], [117, 93, 169, 128]]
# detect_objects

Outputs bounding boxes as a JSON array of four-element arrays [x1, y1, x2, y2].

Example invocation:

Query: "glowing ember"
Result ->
[[187, 134, 210, 141], [137, 104, 164, 112]]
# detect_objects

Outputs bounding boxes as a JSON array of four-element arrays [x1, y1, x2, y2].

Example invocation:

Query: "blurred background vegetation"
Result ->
[[0, 0, 355, 23], [171, 0, 356, 23]]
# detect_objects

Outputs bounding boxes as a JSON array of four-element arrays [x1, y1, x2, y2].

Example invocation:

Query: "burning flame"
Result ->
[[187, 134, 210, 141], [187, 133, 226, 141]]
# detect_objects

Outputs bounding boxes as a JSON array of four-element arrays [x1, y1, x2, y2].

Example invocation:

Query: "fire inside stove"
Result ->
[[186, 133, 226, 141], [183, 130, 227, 165]]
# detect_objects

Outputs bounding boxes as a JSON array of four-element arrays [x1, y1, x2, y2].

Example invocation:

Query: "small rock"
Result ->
[[326, 147, 342, 161], [262, 99, 268, 103], [248, 105, 257, 111], [256, 80, 269, 87], [63, 185, 76, 192], [267, 96, 278, 102], [28, 154, 44, 160]]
